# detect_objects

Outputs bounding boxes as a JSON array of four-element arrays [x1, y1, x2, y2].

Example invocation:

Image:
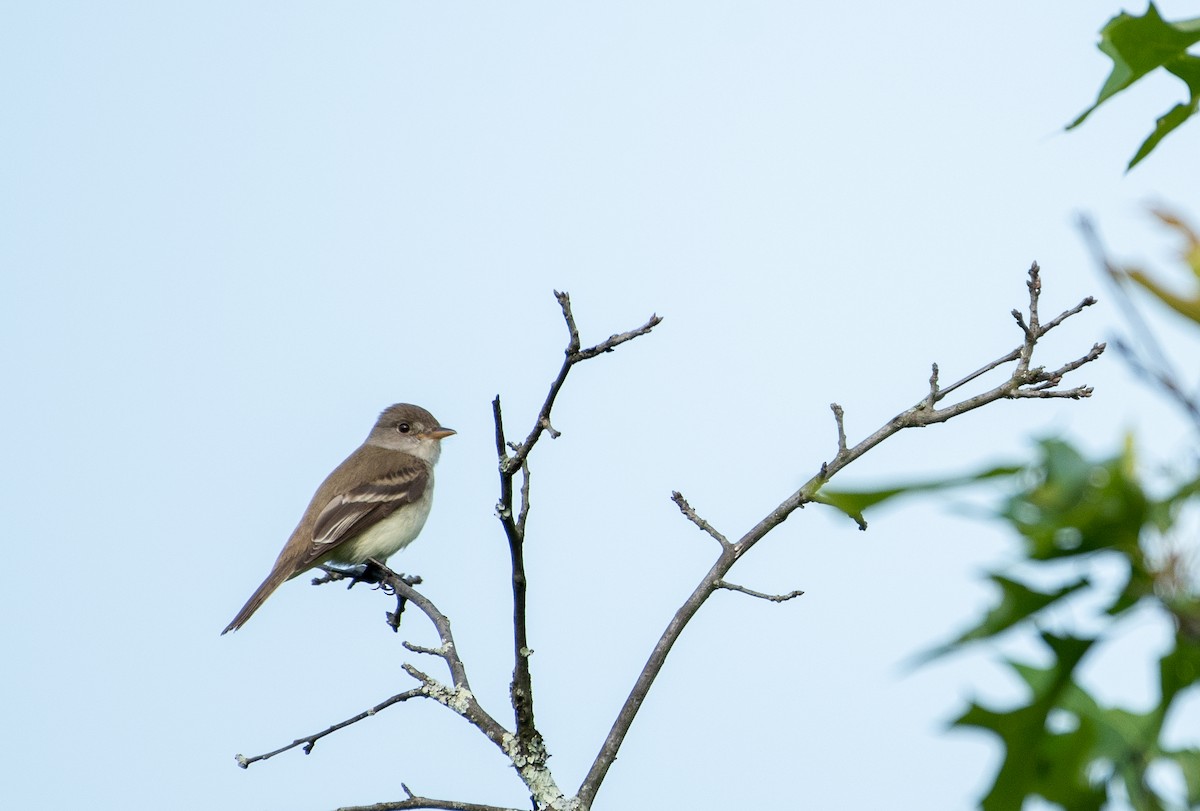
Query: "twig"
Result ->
[[714, 580, 805, 602], [671, 491, 729, 547], [244, 272, 1097, 810], [403, 641, 450, 658], [516, 457, 532, 534], [336, 783, 527, 811], [831, 403, 848, 454], [1079, 216, 1174, 372], [375, 569, 509, 742], [241, 564, 512, 770], [926, 365, 940, 410], [1017, 265, 1042, 374], [1079, 214, 1200, 432], [577, 263, 1101, 806], [493, 395, 535, 741], [491, 293, 660, 805], [1111, 338, 1200, 430], [507, 293, 661, 470], [236, 689, 425, 768], [936, 267, 1097, 402]]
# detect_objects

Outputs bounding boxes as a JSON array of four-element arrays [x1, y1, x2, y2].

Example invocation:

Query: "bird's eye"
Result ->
[[397, 422, 411, 434]]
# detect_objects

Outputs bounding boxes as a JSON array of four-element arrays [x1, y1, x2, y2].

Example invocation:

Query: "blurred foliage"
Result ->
[[1118, 210, 1200, 325], [1068, 3, 1200, 170], [821, 215, 1200, 809]]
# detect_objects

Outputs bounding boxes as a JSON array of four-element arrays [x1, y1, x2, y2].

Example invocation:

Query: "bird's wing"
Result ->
[[299, 463, 429, 569]]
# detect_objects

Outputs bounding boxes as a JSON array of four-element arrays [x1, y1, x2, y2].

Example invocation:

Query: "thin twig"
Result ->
[[509, 294, 661, 469], [1017, 263, 1042, 375], [1079, 214, 1200, 432], [926, 364, 940, 410], [403, 641, 450, 658], [831, 403, 848, 453], [1079, 215, 1174, 373], [516, 458, 532, 534], [715, 580, 805, 602], [241, 564, 512, 770], [935, 266, 1096, 403], [490, 292, 660, 806], [336, 784, 527, 811], [1111, 338, 1200, 429], [671, 491, 730, 547], [236, 689, 425, 768]]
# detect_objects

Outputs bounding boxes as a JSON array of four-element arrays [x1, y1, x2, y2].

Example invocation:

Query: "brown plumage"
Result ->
[[222, 404, 454, 634]]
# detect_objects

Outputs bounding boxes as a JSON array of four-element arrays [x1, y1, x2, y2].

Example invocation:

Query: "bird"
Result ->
[[222, 403, 455, 634]]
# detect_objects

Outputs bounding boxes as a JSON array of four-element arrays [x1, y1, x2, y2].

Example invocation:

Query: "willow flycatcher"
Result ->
[[222, 403, 454, 634]]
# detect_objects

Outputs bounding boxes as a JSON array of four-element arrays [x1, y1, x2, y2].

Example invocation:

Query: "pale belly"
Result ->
[[330, 488, 434, 564]]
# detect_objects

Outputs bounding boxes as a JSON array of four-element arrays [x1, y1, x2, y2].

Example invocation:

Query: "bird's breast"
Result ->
[[333, 488, 435, 564]]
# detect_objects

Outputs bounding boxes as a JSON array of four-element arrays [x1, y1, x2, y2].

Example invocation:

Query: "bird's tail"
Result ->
[[221, 566, 291, 634]]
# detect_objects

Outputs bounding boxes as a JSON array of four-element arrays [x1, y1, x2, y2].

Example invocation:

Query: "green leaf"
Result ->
[[815, 463, 1022, 528], [1067, 3, 1200, 168], [1164, 748, 1200, 805], [1128, 55, 1200, 169], [918, 575, 1090, 663], [955, 634, 1102, 810], [957, 700, 1107, 811], [1159, 633, 1200, 709], [1123, 208, 1200, 320], [1070, 4, 1200, 127], [1002, 440, 1148, 561]]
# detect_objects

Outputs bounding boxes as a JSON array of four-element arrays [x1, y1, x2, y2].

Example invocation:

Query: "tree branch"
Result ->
[[576, 263, 1102, 806], [671, 491, 730, 548], [237, 270, 1098, 811], [236, 689, 425, 768], [335, 783, 527, 811], [507, 293, 662, 470], [240, 564, 512, 771], [1079, 214, 1200, 432], [492, 293, 661, 806], [715, 580, 805, 602]]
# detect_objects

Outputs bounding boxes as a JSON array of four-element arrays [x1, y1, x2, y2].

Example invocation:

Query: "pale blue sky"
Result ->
[[3, 2, 1199, 809]]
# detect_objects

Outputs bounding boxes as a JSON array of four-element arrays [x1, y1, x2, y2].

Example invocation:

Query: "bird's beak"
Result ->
[[426, 428, 456, 440]]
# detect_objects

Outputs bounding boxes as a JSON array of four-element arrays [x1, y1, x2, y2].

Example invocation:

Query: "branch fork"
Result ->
[[238, 267, 1099, 811]]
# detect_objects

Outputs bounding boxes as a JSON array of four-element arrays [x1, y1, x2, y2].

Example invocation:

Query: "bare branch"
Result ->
[[236, 689, 425, 769], [403, 640, 449, 658], [555, 290, 583, 355], [1011, 308, 1031, 338], [933, 347, 1024, 401], [715, 580, 805, 603], [671, 491, 729, 547], [1079, 214, 1200, 432], [831, 403, 848, 454], [1011, 386, 1095, 400], [258, 273, 1095, 808], [509, 295, 661, 468], [1039, 295, 1099, 335], [369, 571, 512, 747], [1043, 343, 1107, 382], [578, 551, 735, 805], [919, 269, 1097, 403], [336, 783, 527, 811], [926, 364, 940, 410], [260, 563, 513, 765], [492, 396, 510, 470], [516, 457, 531, 534], [570, 318, 662, 362], [577, 264, 1100, 806], [493, 293, 662, 761], [1112, 338, 1200, 429], [1018, 263, 1042, 374]]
